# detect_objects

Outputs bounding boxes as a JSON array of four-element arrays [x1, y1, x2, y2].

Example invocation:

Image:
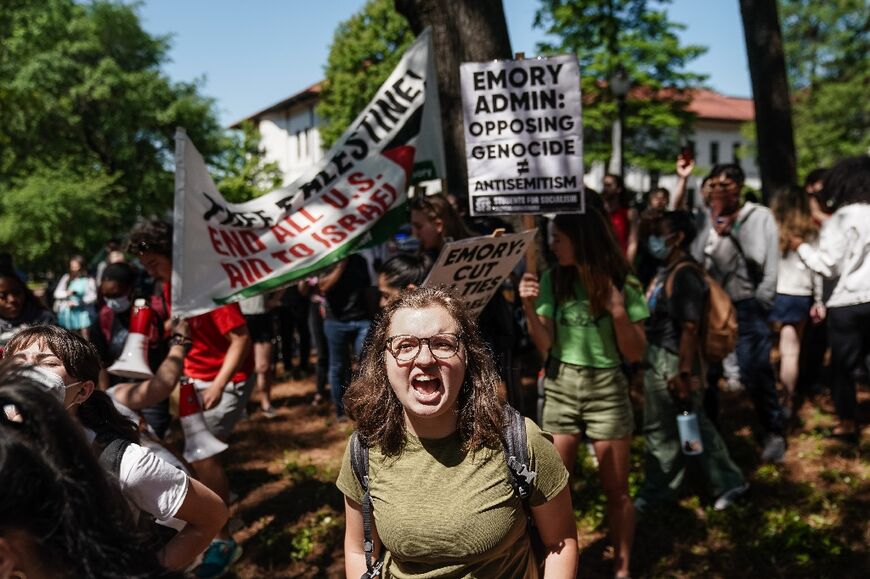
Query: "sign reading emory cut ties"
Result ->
[[423, 230, 535, 317], [460, 55, 583, 216], [171, 29, 444, 318]]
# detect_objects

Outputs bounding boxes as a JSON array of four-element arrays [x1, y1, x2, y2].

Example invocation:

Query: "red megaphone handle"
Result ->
[[129, 303, 154, 334]]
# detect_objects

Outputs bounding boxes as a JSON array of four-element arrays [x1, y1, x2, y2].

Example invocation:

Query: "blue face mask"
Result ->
[[647, 235, 671, 260]]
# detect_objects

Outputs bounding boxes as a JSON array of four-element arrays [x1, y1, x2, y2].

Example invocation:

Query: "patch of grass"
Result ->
[[282, 451, 320, 484], [288, 509, 341, 561], [819, 468, 861, 489], [254, 508, 343, 566]]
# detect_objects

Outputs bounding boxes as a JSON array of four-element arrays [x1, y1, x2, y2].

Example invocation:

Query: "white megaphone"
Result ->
[[179, 377, 228, 462], [108, 298, 155, 380]]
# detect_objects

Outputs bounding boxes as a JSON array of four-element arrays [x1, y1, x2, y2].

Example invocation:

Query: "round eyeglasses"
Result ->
[[385, 333, 462, 362]]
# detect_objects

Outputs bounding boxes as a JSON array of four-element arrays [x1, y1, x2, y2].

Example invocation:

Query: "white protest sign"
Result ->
[[171, 29, 443, 318], [423, 230, 535, 316], [460, 55, 583, 216]]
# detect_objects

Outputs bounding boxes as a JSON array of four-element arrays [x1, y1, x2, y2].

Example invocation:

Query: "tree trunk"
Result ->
[[739, 0, 797, 202], [395, 0, 512, 198]]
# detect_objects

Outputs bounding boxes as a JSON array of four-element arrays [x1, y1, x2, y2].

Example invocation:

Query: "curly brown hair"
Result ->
[[127, 220, 172, 257], [343, 287, 504, 456]]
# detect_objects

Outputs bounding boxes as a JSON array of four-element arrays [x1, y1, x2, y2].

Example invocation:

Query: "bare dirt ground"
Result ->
[[219, 368, 868, 578]]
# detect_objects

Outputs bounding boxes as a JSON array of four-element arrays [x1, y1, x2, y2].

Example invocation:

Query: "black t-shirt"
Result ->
[[645, 258, 706, 354], [323, 254, 372, 322]]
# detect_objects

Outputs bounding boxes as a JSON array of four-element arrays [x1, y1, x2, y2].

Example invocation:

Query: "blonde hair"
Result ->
[[772, 185, 818, 254]]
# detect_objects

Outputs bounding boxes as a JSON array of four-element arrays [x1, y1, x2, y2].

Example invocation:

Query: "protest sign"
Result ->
[[172, 29, 443, 318], [423, 230, 535, 317], [460, 55, 583, 216]]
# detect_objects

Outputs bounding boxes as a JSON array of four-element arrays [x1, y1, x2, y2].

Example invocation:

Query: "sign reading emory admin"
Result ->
[[460, 55, 583, 216]]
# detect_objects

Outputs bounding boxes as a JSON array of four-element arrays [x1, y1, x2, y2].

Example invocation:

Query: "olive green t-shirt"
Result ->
[[336, 418, 569, 579], [535, 270, 649, 368]]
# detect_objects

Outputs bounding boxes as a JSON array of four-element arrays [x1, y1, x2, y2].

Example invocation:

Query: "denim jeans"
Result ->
[[323, 318, 371, 416], [714, 298, 784, 437]]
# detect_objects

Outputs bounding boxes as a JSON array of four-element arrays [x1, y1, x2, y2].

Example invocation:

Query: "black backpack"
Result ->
[[95, 435, 179, 546], [348, 405, 538, 579]]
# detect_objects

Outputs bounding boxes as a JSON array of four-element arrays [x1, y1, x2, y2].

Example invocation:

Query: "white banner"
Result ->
[[422, 230, 534, 317], [460, 55, 584, 216], [172, 29, 442, 318]]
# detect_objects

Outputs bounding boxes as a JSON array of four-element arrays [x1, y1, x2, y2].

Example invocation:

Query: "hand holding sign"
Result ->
[[423, 230, 535, 317], [518, 272, 540, 303]]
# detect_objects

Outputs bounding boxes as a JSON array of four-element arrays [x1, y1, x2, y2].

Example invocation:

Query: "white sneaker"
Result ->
[[714, 483, 749, 511]]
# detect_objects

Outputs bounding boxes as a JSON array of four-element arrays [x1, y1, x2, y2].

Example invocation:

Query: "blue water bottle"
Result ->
[[677, 410, 704, 455]]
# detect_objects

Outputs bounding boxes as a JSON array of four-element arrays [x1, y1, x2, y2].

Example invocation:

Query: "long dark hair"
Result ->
[[5, 325, 139, 443], [823, 155, 870, 210], [344, 287, 504, 455], [68, 254, 88, 279], [0, 266, 49, 319], [378, 253, 433, 290], [409, 193, 474, 244], [552, 208, 635, 317], [0, 369, 180, 578]]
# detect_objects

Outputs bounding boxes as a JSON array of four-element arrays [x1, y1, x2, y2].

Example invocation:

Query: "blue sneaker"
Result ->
[[196, 539, 242, 579]]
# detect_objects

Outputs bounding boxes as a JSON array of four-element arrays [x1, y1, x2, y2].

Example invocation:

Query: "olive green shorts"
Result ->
[[541, 359, 634, 440]]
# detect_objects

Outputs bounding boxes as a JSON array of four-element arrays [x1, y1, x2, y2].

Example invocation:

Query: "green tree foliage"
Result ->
[[779, 0, 869, 178], [214, 122, 284, 203], [534, 0, 707, 173], [0, 165, 122, 271], [0, 0, 223, 270], [316, 0, 414, 149]]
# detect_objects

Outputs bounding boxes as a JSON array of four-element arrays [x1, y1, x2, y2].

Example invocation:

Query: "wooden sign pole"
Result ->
[[514, 52, 538, 277]]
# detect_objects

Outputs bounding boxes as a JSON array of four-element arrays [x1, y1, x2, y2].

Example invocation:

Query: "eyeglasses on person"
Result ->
[[385, 333, 462, 362]]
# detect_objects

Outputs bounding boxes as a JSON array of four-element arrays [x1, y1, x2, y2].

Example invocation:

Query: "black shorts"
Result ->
[[244, 313, 274, 344]]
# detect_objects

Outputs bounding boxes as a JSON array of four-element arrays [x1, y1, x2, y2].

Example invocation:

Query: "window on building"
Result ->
[[710, 141, 720, 165], [732, 142, 741, 164], [297, 130, 307, 160]]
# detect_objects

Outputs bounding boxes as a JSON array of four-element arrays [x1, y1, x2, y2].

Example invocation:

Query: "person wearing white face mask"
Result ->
[[90, 262, 175, 439], [4, 325, 228, 573], [637, 211, 748, 512]]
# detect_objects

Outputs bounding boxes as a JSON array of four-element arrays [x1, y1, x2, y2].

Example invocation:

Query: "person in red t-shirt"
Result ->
[[603, 173, 640, 262], [129, 220, 251, 578]]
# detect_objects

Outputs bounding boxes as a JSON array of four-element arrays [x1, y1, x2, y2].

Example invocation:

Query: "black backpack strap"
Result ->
[[97, 437, 132, 479], [349, 431, 382, 579], [501, 405, 536, 507]]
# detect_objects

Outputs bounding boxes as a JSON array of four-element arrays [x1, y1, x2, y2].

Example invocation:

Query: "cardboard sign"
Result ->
[[171, 29, 443, 318], [423, 230, 535, 316], [460, 55, 584, 216]]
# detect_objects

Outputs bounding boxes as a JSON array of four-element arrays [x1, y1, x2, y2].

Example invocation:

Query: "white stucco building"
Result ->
[[230, 82, 324, 184], [232, 84, 757, 200]]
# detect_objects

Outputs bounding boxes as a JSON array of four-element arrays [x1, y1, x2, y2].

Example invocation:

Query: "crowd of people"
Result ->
[[0, 153, 867, 578]]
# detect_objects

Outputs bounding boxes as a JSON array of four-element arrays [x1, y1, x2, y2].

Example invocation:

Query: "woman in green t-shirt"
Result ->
[[338, 287, 577, 578], [519, 211, 649, 579]]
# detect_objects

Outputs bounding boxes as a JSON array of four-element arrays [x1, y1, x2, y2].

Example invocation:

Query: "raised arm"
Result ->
[[672, 154, 695, 210], [111, 319, 191, 410]]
